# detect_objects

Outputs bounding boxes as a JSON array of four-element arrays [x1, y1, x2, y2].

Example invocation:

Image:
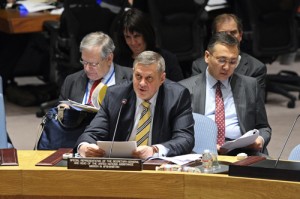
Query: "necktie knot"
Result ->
[[142, 101, 151, 109], [216, 81, 222, 89]]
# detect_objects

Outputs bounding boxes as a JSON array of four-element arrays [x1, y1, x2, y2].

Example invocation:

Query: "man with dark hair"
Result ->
[[192, 13, 266, 98], [180, 32, 271, 156]]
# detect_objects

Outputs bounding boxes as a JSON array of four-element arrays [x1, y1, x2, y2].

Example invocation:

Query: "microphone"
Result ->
[[274, 114, 300, 168], [108, 99, 127, 158]]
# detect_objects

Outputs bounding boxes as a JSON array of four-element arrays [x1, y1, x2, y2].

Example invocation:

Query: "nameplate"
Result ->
[[0, 148, 18, 166], [68, 158, 142, 171]]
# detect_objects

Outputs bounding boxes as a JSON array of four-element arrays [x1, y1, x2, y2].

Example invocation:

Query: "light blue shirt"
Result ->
[[205, 69, 241, 140]]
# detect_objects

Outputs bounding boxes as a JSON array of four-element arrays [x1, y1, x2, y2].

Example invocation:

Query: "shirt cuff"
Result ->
[[152, 144, 169, 157]]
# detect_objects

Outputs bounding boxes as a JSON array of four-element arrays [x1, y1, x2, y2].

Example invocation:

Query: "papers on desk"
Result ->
[[60, 99, 99, 113], [16, 0, 56, 13], [149, 154, 202, 166], [220, 129, 259, 152], [97, 141, 137, 158]]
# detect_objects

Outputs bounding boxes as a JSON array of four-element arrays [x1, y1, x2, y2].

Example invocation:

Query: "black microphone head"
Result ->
[[121, 99, 127, 105]]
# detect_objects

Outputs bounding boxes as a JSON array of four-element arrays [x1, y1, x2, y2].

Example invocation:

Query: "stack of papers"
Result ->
[[16, 0, 56, 13], [60, 99, 99, 113]]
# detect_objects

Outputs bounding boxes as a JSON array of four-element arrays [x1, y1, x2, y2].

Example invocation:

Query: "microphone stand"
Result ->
[[274, 114, 300, 168], [108, 99, 127, 158]]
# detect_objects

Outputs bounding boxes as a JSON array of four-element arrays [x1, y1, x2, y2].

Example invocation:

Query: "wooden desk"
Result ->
[[1, 150, 300, 199], [0, 9, 60, 34]]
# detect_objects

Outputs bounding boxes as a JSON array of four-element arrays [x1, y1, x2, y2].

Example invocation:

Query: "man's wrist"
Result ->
[[151, 145, 159, 155]]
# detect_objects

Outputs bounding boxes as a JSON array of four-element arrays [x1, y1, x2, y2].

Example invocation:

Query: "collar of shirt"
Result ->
[[102, 63, 115, 86], [205, 69, 230, 89], [135, 91, 158, 114]]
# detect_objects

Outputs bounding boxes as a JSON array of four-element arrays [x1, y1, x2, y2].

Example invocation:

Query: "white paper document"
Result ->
[[17, 0, 56, 13], [60, 99, 99, 113], [220, 129, 259, 152], [97, 141, 137, 158], [149, 154, 202, 166]]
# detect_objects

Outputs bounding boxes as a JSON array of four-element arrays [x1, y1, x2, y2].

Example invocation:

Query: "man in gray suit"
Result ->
[[59, 31, 132, 105], [180, 32, 271, 156], [192, 14, 266, 98], [76, 51, 194, 159]]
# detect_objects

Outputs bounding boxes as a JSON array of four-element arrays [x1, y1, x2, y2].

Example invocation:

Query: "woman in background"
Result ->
[[114, 8, 184, 82]]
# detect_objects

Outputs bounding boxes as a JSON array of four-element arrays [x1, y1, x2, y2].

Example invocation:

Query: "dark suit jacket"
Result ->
[[59, 64, 132, 102], [75, 80, 195, 156], [179, 72, 271, 151], [191, 52, 267, 98]]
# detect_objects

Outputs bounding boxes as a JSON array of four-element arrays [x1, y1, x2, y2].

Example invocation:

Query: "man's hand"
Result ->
[[57, 103, 70, 109], [78, 143, 105, 157], [244, 136, 264, 151], [217, 144, 228, 155], [132, 146, 154, 159]]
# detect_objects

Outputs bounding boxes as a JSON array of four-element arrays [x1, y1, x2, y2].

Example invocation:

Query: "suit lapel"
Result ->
[[151, 85, 164, 145], [193, 73, 206, 114], [116, 86, 136, 141], [230, 74, 246, 133], [77, 72, 88, 102], [114, 64, 122, 84]]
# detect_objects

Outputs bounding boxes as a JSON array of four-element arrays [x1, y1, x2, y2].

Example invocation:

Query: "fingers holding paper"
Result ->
[[78, 143, 105, 157], [132, 145, 153, 160]]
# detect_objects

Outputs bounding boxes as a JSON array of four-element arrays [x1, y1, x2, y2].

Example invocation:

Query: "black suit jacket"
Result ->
[[59, 64, 132, 102], [191, 52, 267, 98], [75, 80, 195, 156]]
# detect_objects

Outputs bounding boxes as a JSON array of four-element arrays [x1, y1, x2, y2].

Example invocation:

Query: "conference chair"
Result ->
[[0, 76, 13, 148], [229, 0, 300, 108], [147, 0, 209, 76], [288, 144, 300, 161], [192, 113, 218, 154], [37, 0, 117, 116]]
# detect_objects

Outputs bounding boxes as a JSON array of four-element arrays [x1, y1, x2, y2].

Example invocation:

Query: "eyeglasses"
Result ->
[[79, 59, 100, 67], [209, 53, 238, 67]]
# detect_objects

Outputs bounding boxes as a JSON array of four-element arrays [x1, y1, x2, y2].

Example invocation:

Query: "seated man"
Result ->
[[75, 51, 195, 159], [191, 13, 266, 98], [180, 32, 271, 156], [59, 31, 132, 106]]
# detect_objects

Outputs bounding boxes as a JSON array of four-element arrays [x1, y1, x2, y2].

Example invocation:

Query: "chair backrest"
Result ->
[[192, 113, 218, 154], [147, 0, 208, 62], [0, 76, 9, 148], [232, 0, 298, 62], [288, 144, 300, 161]]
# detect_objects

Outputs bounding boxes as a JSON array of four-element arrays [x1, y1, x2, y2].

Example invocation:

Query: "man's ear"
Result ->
[[160, 72, 166, 84], [204, 50, 210, 64]]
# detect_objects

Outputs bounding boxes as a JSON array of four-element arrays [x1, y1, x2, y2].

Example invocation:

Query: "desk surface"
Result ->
[[0, 150, 299, 199], [0, 9, 60, 34]]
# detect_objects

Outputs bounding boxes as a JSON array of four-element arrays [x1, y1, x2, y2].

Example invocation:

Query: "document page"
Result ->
[[17, 0, 56, 13], [220, 129, 259, 152], [148, 154, 202, 166], [60, 100, 99, 113], [97, 141, 137, 158]]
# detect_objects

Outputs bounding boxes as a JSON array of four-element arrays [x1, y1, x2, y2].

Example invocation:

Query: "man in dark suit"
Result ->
[[59, 31, 132, 105], [180, 33, 271, 156], [76, 51, 195, 159], [191, 13, 266, 98]]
